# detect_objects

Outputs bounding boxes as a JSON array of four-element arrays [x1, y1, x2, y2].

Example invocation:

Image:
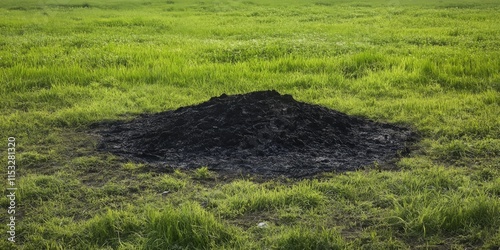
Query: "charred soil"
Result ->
[[95, 90, 418, 178]]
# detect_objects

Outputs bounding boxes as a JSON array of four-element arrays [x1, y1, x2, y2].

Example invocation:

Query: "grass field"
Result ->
[[1, 0, 499, 249]]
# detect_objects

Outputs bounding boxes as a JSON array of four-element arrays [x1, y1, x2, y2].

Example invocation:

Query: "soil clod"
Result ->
[[95, 90, 417, 178]]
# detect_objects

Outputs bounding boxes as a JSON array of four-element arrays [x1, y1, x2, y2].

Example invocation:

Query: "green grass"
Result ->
[[145, 202, 241, 249], [206, 180, 324, 217], [0, 0, 499, 249], [194, 166, 215, 180], [269, 225, 346, 250]]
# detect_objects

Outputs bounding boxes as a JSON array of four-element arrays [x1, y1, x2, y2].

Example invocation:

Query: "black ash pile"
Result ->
[[95, 90, 417, 178]]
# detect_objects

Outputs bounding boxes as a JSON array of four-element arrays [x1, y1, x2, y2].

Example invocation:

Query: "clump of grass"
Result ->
[[173, 169, 188, 178], [122, 162, 145, 171], [314, 171, 386, 201], [21, 216, 83, 249], [19, 174, 65, 202], [390, 191, 500, 237], [18, 151, 50, 168], [102, 181, 128, 196], [483, 229, 500, 249], [194, 166, 215, 179], [485, 177, 500, 196], [70, 156, 108, 173], [144, 202, 239, 249], [269, 225, 345, 250], [277, 205, 304, 223], [83, 209, 143, 249], [155, 174, 186, 192], [210, 180, 324, 216]]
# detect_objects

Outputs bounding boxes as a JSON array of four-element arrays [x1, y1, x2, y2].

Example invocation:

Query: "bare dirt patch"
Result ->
[[94, 90, 417, 178]]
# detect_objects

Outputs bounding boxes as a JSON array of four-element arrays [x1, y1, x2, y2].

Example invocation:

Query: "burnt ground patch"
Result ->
[[93, 90, 418, 178]]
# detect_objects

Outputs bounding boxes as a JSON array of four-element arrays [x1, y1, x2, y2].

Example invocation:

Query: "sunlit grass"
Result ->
[[0, 0, 499, 249]]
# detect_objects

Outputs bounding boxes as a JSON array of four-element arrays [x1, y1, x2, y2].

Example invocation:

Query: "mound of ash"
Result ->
[[96, 90, 417, 178]]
